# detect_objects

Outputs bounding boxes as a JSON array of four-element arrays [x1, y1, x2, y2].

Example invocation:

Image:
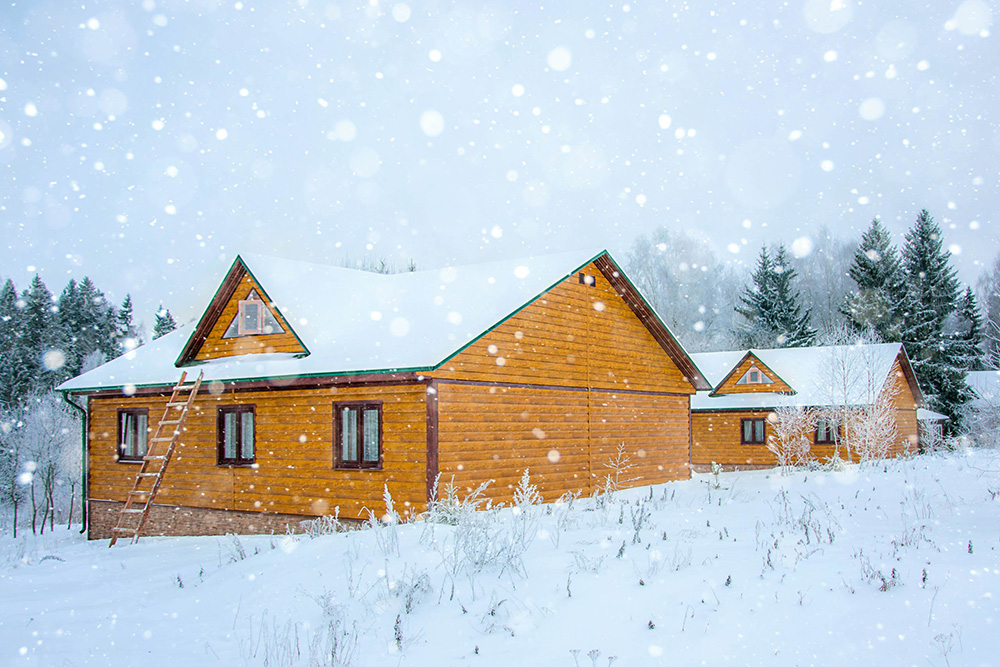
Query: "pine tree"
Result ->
[[899, 210, 967, 432], [0, 279, 21, 408], [14, 275, 58, 398], [153, 306, 177, 340], [115, 295, 141, 354], [954, 287, 984, 370], [842, 219, 906, 341], [735, 245, 816, 348], [76, 277, 118, 363]]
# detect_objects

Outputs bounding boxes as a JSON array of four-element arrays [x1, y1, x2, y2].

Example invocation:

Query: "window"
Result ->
[[741, 418, 766, 445], [334, 402, 382, 469], [816, 419, 839, 444], [737, 365, 772, 385], [218, 405, 255, 465], [117, 409, 148, 462], [237, 298, 263, 335]]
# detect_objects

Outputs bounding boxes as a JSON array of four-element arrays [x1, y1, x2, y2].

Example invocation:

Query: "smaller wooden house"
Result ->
[[58, 249, 709, 539], [689, 343, 924, 470]]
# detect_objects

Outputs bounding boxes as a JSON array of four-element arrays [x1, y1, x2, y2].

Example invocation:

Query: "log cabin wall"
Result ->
[[429, 261, 694, 503], [193, 272, 307, 361], [87, 382, 427, 538]]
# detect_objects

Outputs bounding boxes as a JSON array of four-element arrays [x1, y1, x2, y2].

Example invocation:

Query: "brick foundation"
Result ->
[[689, 463, 772, 473], [87, 499, 317, 540]]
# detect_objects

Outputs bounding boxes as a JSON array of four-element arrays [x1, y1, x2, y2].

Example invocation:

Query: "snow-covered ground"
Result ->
[[2, 450, 999, 666]]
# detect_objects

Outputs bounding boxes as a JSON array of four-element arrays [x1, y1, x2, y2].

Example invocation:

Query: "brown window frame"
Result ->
[[217, 404, 256, 466], [333, 401, 383, 470], [237, 298, 264, 335], [117, 408, 149, 463], [740, 417, 767, 445], [815, 419, 840, 445]]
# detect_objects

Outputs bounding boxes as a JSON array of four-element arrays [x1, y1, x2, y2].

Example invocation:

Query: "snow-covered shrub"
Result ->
[[365, 485, 400, 557], [301, 508, 343, 537], [603, 442, 637, 492]]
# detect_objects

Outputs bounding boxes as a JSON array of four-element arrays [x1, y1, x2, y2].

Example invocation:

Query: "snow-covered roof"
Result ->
[[58, 248, 706, 393], [967, 370, 1000, 409], [690, 343, 917, 411], [916, 408, 948, 421]]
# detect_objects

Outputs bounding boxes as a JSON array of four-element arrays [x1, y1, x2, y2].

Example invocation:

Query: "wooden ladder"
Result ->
[[109, 371, 204, 547]]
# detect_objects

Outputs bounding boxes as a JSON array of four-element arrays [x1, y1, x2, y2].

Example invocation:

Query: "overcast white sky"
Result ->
[[1, 0, 997, 332]]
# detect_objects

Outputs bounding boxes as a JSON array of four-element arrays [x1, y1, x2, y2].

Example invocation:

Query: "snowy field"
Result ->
[[2, 450, 999, 666]]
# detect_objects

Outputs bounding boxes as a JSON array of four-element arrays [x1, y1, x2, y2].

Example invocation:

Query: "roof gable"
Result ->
[[710, 351, 794, 396], [176, 257, 308, 366], [57, 248, 709, 393]]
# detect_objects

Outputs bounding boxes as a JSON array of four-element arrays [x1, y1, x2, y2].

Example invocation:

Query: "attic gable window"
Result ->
[[238, 298, 263, 335], [736, 365, 772, 386], [222, 289, 286, 339]]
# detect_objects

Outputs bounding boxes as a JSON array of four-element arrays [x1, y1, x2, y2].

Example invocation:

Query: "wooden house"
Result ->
[[58, 249, 710, 539], [688, 343, 923, 471]]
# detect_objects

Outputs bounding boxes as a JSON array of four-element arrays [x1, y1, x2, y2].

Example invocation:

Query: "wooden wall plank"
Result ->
[[88, 383, 428, 521]]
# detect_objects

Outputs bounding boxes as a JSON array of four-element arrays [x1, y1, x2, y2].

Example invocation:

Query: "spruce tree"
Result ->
[[842, 218, 906, 341], [735, 244, 816, 348], [115, 295, 141, 353], [951, 286, 985, 379], [899, 210, 967, 431], [153, 306, 177, 340], [14, 275, 58, 398], [0, 279, 21, 408], [76, 277, 118, 363]]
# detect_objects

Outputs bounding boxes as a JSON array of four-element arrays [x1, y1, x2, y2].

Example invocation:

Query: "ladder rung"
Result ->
[[122, 508, 145, 514], [137, 472, 160, 477], [165, 401, 189, 407], [111, 527, 138, 533], [150, 437, 175, 442], [160, 419, 182, 425], [128, 490, 150, 496], [143, 455, 167, 461]]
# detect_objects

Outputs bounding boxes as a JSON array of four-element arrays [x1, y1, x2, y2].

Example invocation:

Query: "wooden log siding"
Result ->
[[430, 262, 694, 395], [436, 382, 690, 506], [192, 273, 306, 362], [429, 261, 695, 506], [87, 383, 428, 522]]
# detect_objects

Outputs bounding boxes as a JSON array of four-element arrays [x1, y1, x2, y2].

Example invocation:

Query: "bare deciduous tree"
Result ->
[[766, 405, 816, 474]]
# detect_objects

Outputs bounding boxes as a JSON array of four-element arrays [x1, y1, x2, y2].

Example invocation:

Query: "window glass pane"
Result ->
[[241, 302, 260, 332], [362, 408, 379, 463], [121, 413, 134, 457], [241, 411, 254, 459], [743, 421, 752, 442], [137, 413, 148, 456], [755, 420, 764, 442], [224, 412, 238, 459], [342, 408, 358, 462]]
